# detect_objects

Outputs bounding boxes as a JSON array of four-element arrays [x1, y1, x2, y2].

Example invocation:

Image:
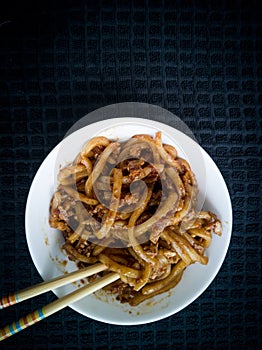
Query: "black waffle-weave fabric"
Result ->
[[0, 0, 261, 349]]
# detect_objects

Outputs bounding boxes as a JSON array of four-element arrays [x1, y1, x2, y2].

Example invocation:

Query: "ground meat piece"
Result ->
[[192, 241, 205, 255], [148, 190, 162, 206], [50, 219, 68, 231], [92, 145, 105, 159], [119, 192, 139, 207], [205, 215, 222, 235], [135, 211, 152, 225], [124, 160, 145, 181], [182, 171, 193, 185], [49, 196, 69, 230], [76, 240, 95, 256], [92, 204, 108, 219], [150, 218, 170, 244], [150, 208, 178, 244], [114, 283, 137, 303], [144, 168, 159, 183], [126, 159, 145, 172], [106, 280, 129, 294], [57, 206, 70, 222]]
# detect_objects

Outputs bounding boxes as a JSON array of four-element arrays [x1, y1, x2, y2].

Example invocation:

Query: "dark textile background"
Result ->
[[0, 0, 261, 349]]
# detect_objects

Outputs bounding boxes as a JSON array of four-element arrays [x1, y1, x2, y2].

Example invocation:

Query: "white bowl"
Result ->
[[25, 116, 232, 325]]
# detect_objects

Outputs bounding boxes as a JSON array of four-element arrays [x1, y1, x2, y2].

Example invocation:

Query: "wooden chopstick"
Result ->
[[0, 266, 119, 341], [0, 263, 107, 310]]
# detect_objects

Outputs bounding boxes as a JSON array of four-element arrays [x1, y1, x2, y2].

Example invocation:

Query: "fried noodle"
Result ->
[[49, 132, 222, 305]]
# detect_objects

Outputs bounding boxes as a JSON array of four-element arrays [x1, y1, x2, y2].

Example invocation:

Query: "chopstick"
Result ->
[[0, 263, 107, 310], [0, 264, 119, 341]]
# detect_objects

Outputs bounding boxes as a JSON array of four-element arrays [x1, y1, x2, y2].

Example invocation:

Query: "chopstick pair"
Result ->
[[0, 263, 119, 341]]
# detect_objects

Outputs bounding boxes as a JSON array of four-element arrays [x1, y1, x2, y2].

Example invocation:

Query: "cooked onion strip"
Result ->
[[163, 144, 177, 160], [133, 133, 182, 168], [85, 142, 120, 197], [58, 164, 89, 185], [62, 186, 98, 205], [134, 192, 178, 238], [128, 186, 157, 266], [166, 167, 185, 198], [142, 260, 186, 295], [81, 136, 110, 157], [129, 271, 183, 306], [98, 254, 141, 279], [94, 168, 122, 239]]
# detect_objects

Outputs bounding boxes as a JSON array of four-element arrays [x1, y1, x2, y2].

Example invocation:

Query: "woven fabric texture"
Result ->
[[0, 0, 261, 349]]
